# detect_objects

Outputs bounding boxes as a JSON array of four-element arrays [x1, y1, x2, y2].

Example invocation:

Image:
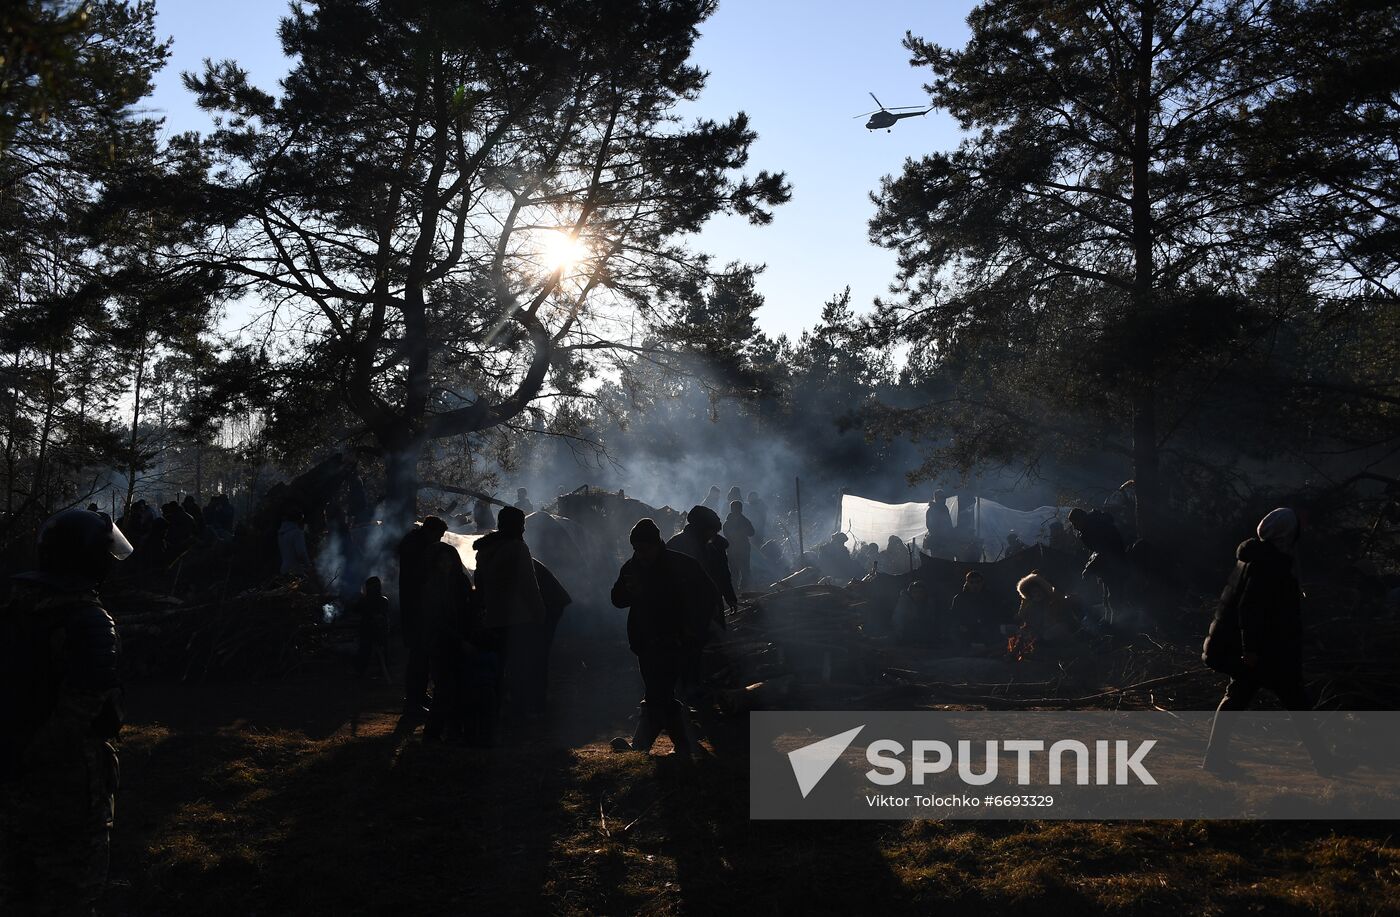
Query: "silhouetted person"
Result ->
[[136, 517, 169, 574], [879, 535, 913, 574], [891, 579, 932, 642], [1068, 506, 1128, 619], [397, 516, 449, 717], [182, 494, 204, 530], [471, 496, 496, 533], [925, 489, 953, 555], [702, 485, 723, 515], [667, 506, 734, 699], [949, 570, 1001, 649], [1, 509, 132, 914], [722, 501, 755, 591], [746, 490, 768, 541], [514, 488, 534, 513], [1104, 479, 1138, 543], [423, 545, 474, 743], [353, 576, 391, 680], [277, 508, 313, 576], [472, 506, 546, 726], [1202, 508, 1335, 776], [816, 532, 861, 583], [163, 500, 197, 555], [609, 519, 718, 756], [1047, 519, 1079, 555]]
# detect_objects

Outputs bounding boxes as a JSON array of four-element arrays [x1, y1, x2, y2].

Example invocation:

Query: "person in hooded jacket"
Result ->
[[472, 507, 546, 725], [1202, 507, 1336, 776], [610, 519, 719, 756]]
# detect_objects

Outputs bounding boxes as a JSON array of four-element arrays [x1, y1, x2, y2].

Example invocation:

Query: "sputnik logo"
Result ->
[[788, 725, 865, 798]]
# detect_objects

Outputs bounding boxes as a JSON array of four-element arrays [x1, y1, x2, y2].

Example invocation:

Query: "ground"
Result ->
[[103, 635, 1400, 917]]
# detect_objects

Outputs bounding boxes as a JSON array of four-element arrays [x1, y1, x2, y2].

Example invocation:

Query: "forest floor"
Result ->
[[103, 634, 1400, 917]]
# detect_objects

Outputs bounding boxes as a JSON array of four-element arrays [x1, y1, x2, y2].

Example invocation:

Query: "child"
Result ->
[[353, 576, 391, 679]]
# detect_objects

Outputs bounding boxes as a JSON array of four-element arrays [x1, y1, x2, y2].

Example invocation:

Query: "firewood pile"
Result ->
[[111, 581, 349, 681], [708, 583, 889, 712]]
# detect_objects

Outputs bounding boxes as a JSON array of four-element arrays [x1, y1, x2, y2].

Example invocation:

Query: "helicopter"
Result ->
[[854, 92, 932, 132]]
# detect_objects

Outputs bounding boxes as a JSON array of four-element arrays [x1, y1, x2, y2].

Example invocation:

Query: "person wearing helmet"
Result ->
[[1, 508, 132, 914]]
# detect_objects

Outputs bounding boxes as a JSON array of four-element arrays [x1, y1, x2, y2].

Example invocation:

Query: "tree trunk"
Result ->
[[125, 340, 146, 516], [383, 437, 422, 527], [1128, 0, 1159, 542]]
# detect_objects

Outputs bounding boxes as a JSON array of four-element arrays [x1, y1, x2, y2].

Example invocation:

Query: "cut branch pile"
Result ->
[[112, 581, 346, 681]]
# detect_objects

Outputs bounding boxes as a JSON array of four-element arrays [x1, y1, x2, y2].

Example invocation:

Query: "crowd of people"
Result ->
[[0, 483, 1348, 912]]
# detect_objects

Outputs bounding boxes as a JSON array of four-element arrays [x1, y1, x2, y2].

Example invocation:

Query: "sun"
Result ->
[[541, 230, 590, 272]]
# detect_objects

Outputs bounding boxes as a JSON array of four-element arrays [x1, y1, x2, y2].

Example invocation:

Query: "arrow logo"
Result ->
[[788, 725, 865, 798]]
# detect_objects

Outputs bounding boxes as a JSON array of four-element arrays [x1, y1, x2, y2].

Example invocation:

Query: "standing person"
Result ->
[[352, 576, 392, 680], [514, 488, 534, 513], [181, 495, 205, 532], [1, 509, 132, 915], [472, 507, 546, 726], [666, 506, 735, 698], [471, 496, 496, 533], [746, 490, 768, 541], [277, 508, 313, 577], [949, 570, 1001, 650], [609, 519, 718, 756], [722, 501, 756, 591], [1068, 507, 1128, 620], [397, 516, 449, 719], [924, 489, 953, 557], [1201, 508, 1336, 776], [423, 543, 473, 743], [702, 485, 723, 515]]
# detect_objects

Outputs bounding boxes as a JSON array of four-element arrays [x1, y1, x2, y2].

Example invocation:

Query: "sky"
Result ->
[[147, 0, 976, 340]]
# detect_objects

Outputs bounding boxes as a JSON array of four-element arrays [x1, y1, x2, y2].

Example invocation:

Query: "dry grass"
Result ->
[[102, 641, 1400, 917]]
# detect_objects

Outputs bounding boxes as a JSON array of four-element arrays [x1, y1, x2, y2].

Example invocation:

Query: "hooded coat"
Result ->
[[667, 525, 737, 611], [472, 530, 546, 629], [611, 549, 719, 655], [1203, 537, 1303, 678]]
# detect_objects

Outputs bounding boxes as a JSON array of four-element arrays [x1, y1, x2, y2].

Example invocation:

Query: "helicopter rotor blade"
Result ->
[[852, 110, 881, 118], [869, 92, 884, 110]]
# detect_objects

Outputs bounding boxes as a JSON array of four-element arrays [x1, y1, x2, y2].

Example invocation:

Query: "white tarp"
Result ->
[[970, 497, 1069, 560], [442, 530, 486, 573], [838, 494, 958, 551]]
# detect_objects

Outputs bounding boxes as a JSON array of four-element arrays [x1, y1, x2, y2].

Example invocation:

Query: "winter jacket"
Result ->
[[611, 550, 719, 655], [667, 525, 737, 610], [473, 530, 545, 628], [2, 580, 122, 784], [1203, 538, 1304, 678]]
